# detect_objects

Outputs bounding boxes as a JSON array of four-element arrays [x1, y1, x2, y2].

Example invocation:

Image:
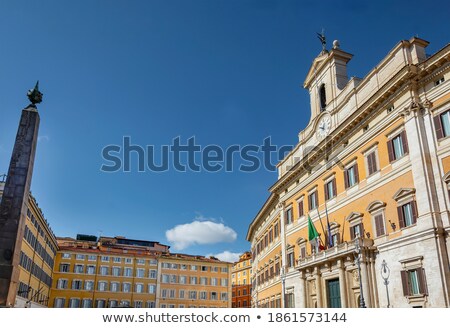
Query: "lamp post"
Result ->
[[281, 267, 286, 308], [380, 260, 391, 308], [354, 237, 366, 308]]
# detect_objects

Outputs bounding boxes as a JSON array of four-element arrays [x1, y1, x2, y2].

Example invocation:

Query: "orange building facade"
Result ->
[[247, 37, 450, 308]]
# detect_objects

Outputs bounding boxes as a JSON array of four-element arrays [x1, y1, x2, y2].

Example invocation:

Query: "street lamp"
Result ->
[[354, 237, 366, 308], [380, 260, 391, 308], [281, 267, 286, 308]]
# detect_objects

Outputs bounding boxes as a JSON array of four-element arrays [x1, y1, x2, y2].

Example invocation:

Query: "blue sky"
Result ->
[[1, 0, 449, 262]]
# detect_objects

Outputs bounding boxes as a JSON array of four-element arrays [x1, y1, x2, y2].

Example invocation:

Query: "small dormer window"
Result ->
[[319, 84, 327, 111]]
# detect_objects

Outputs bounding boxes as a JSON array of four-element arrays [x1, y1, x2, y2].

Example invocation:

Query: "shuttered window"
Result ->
[[350, 223, 364, 240], [397, 201, 418, 228], [374, 214, 385, 237], [434, 110, 450, 140], [285, 208, 293, 225], [344, 164, 359, 189], [324, 178, 337, 200], [401, 268, 428, 296], [308, 191, 319, 210], [298, 200, 304, 217], [366, 151, 378, 176], [388, 131, 409, 162]]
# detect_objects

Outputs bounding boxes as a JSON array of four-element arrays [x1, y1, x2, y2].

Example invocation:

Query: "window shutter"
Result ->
[[401, 270, 410, 296], [397, 206, 405, 229], [324, 183, 329, 201], [367, 153, 373, 175], [350, 226, 355, 240], [387, 140, 395, 162], [301, 247, 306, 259], [411, 200, 418, 224], [359, 223, 364, 237], [374, 214, 384, 237], [298, 201, 304, 217], [354, 164, 359, 183], [344, 169, 349, 189], [401, 130, 409, 154], [332, 178, 337, 197], [315, 192, 319, 208], [417, 268, 428, 295], [434, 115, 444, 140]]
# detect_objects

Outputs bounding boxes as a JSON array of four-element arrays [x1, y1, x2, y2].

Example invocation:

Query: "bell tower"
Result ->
[[303, 38, 353, 121]]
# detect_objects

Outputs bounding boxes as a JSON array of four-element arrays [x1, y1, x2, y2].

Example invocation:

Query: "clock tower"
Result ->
[[303, 39, 353, 124]]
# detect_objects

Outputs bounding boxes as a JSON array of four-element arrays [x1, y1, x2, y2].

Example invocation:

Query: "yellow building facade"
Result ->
[[50, 236, 168, 308], [157, 253, 232, 308], [49, 235, 232, 308], [0, 181, 58, 308], [231, 252, 252, 307], [247, 37, 450, 308]]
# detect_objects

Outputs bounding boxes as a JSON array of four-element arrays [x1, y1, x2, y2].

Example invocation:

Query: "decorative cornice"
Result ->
[[392, 188, 416, 201]]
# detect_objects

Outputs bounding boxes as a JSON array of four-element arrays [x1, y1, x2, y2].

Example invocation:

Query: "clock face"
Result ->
[[317, 116, 331, 138]]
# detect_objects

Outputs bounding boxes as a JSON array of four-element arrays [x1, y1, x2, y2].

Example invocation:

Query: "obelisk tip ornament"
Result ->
[[26, 81, 43, 106]]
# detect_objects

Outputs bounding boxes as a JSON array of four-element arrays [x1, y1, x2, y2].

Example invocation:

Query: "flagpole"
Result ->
[[316, 208, 326, 248], [324, 202, 332, 248], [341, 216, 346, 244]]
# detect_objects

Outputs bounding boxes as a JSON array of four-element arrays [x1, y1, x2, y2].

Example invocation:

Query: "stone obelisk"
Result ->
[[0, 82, 42, 307]]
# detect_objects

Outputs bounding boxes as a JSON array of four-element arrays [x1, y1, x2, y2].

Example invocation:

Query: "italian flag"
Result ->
[[308, 214, 323, 252]]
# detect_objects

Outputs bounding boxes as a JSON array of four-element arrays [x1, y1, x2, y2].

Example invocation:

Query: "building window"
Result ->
[[285, 207, 293, 225], [76, 254, 85, 260], [136, 269, 145, 278], [319, 84, 326, 111], [125, 258, 133, 264], [221, 292, 228, 301], [344, 164, 359, 188], [54, 298, 65, 308], [59, 263, 70, 273], [111, 282, 120, 292], [221, 278, 228, 286], [101, 256, 109, 262], [287, 252, 295, 268], [349, 223, 364, 240], [201, 266, 208, 272], [72, 280, 82, 290], [190, 276, 198, 285], [113, 257, 121, 263], [148, 284, 156, 294], [62, 253, 71, 259], [274, 222, 279, 238], [69, 298, 80, 308], [179, 275, 187, 284], [199, 291, 207, 300], [191, 265, 198, 271], [74, 264, 84, 273], [149, 269, 157, 279], [124, 267, 133, 277], [434, 110, 450, 140], [137, 259, 145, 265], [401, 268, 428, 296], [135, 283, 144, 293], [388, 131, 409, 162], [88, 255, 97, 261], [134, 301, 143, 308], [147, 301, 155, 308], [297, 199, 304, 217], [189, 291, 197, 300], [398, 201, 418, 228], [324, 178, 337, 200], [99, 266, 108, 275], [308, 190, 319, 210], [84, 280, 94, 291], [366, 150, 379, 176], [435, 76, 445, 86], [122, 283, 131, 293], [86, 265, 96, 275], [211, 278, 218, 286], [111, 267, 121, 276], [373, 214, 386, 237], [82, 299, 93, 308], [57, 279, 68, 289], [98, 281, 108, 292]]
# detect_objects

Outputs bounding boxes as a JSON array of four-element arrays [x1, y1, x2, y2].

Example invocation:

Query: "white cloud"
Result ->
[[38, 135, 50, 142], [166, 220, 237, 250], [207, 251, 241, 263]]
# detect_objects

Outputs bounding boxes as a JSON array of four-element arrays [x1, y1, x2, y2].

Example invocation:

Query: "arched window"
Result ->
[[319, 84, 326, 111]]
